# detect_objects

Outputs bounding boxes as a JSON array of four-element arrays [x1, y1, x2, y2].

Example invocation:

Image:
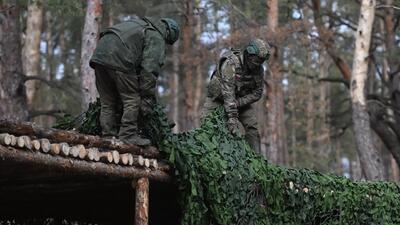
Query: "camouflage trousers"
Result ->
[[201, 97, 261, 154], [94, 64, 156, 143]]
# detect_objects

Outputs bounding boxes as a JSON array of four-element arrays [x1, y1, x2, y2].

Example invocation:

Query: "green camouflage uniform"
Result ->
[[201, 49, 264, 154], [90, 17, 167, 144]]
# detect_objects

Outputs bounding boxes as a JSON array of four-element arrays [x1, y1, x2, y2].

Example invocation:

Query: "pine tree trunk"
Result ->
[[170, 42, 180, 133], [80, 0, 102, 110], [193, 10, 203, 127], [182, 0, 194, 130], [350, 0, 383, 180], [305, 54, 314, 151], [265, 0, 286, 164], [0, 1, 28, 120], [317, 52, 332, 159], [22, 0, 43, 107]]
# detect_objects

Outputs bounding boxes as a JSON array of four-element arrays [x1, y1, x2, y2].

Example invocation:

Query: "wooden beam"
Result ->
[[0, 120, 161, 158], [0, 145, 171, 182], [134, 178, 149, 225]]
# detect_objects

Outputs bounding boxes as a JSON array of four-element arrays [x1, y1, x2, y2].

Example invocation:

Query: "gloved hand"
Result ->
[[227, 117, 241, 136]]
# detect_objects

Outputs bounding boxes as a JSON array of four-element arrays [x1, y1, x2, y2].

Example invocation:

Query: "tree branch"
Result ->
[[0, 5, 15, 13], [318, 77, 350, 87], [376, 4, 400, 10]]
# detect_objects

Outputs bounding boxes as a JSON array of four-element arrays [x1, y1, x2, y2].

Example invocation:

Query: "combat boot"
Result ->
[[131, 135, 151, 146], [121, 134, 151, 146]]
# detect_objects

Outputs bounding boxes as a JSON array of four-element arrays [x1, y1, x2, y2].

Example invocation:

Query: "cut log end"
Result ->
[[59, 142, 70, 156], [69, 145, 79, 158], [16, 136, 25, 148], [144, 158, 150, 168], [138, 155, 144, 166], [121, 153, 129, 165], [31, 140, 41, 151], [78, 146, 87, 159], [0, 133, 12, 146], [112, 150, 120, 164], [50, 143, 61, 155], [151, 159, 158, 169], [128, 154, 134, 166], [39, 139, 51, 153], [9, 135, 17, 146], [22, 136, 32, 150]]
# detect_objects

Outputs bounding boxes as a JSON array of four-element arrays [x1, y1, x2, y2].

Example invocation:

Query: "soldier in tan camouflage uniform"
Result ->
[[201, 39, 270, 154], [90, 17, 180, 146]]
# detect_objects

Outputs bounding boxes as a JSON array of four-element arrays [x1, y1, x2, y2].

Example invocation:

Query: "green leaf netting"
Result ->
[[55, 102, 400, 224], [146, 105, 400, 225], [54, 100, 102, 135]]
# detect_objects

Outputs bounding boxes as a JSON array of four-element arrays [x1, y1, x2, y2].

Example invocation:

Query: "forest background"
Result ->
[[1, 0, 400, 181]]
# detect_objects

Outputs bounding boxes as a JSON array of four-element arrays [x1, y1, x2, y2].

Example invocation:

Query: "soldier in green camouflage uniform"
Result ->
[[90, 17, 180, 146], [201, 39, 270, 154]]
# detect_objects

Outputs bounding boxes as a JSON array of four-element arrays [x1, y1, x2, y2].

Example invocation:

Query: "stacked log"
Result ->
[[0, 120, 160, 158], [0, 132, 169, 172]]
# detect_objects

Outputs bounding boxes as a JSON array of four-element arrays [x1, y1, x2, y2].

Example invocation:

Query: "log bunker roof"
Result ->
[[0, 120, 172, 183]]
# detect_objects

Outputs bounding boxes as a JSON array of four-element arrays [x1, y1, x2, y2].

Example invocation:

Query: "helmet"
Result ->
[[245, 39, 270, 61], [160, 18, 180, 45]]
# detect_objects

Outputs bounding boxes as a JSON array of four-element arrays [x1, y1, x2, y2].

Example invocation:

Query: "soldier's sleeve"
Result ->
[[237, 71, 263, 107], [140, 30, 166, 77], [220, 61, 238, 118]]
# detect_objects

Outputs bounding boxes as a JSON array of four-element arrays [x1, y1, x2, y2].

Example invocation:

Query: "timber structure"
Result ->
[[0, 120, 179, 225]]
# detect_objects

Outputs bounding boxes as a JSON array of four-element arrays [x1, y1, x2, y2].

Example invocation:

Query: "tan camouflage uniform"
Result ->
[[201, 39, 270, 154]]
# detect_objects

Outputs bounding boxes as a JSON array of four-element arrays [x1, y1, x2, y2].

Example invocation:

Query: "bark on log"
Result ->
[[134, 177, 149, 225], [0, 120, 161, 158], [0, 145, 170, 182]]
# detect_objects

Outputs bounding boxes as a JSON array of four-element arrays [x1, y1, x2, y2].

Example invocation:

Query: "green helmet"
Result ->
[[245, 39, 270, 60], [161, 18, 180, 45]]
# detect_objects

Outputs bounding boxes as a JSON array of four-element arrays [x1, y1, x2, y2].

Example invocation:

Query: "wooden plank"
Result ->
[[134, 178, 149, 225], [0, 120, 160, 158], [0, 145, 170, 182]]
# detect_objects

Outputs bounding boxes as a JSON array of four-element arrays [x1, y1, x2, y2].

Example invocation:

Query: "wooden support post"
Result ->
[[134, 178, 149, 225]]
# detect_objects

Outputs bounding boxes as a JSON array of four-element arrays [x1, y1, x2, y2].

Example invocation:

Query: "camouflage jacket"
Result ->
[[207, 49, 264, 118], [90, 17, 166, 76]]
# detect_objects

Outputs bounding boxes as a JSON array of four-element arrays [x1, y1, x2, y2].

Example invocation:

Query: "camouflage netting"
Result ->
[[56, 103, 400, 225]]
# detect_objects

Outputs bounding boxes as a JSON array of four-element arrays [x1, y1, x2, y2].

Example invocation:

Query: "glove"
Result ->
[[227, 117, 241, 136]]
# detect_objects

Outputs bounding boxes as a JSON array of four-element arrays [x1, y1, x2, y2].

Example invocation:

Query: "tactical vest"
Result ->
[[208, 49, 262, 100]]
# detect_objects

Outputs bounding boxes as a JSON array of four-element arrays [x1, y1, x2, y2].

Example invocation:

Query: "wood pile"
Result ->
[[0, 132, 161, 169]]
